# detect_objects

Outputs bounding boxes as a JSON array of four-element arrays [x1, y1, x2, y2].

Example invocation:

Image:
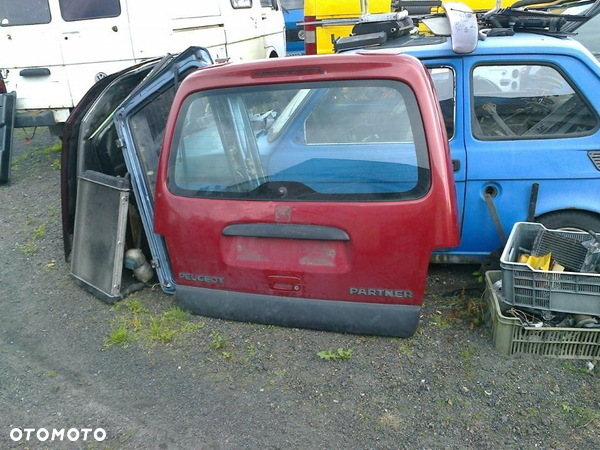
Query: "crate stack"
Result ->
[[485, 222, 600, 358]]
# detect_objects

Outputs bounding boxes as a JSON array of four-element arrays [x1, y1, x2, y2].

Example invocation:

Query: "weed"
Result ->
[[472, 271, 484, 283], [34, 223, 46, 239], [104, 325, 129, 349], [431, 312, 452, 330], [562, 404, 573, 413], [460, 346, 475, 374], [221, 351, 232, 359], [526, 408, 539, 416], [124, 297, 146, 314], [180, 321, 205, 333], [317, 348, 353, 361], [43, 142, 62, 156], [18, 239, 39, 255], [46, 371, 57, 378], [163, 306, 189, 322], [148, 317, 176, 343], [564, 362, 591, 376], [105, 299, 204, 349], [398, 341, 414, 357], [211, 330, 228, 350], [131, 315, 143, 332]]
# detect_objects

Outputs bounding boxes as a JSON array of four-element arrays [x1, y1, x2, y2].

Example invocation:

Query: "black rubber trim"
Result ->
[[176, 285, 421, 337], [19, 68, 51, 77], [222, 223, 350, 241]]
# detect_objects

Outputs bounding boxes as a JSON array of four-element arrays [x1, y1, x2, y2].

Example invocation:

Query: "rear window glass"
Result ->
[[168, 80, 430, 202], [59, 0, 120, 22], [0, 0, 50, 26], [472, 64, 598, 140]]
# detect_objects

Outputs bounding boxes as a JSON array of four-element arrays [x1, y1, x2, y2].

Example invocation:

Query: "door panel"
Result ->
[[58, 0, 134, 65], [461, 55, 600, 257]]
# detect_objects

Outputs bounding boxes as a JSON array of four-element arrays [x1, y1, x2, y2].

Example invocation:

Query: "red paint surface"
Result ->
[[154, 53, 459, 306]]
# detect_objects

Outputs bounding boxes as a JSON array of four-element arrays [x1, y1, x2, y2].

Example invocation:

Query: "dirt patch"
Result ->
[[1, 129, 599, 449]]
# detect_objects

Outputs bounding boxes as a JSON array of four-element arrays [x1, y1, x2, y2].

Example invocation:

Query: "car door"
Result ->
[[0, 0, 72, 109], [58, 0, 135, 105], [422, 59, 467, 257], [257, 0, 285, 57], [151, 53, 459, 337], [462, 54, 600, 258]]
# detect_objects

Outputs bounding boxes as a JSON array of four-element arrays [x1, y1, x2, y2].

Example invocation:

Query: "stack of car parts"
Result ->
[[497, 222, 600, 328]]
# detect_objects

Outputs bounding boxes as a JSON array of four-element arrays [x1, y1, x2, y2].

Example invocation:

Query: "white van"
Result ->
[[0, 0, 285, 131]]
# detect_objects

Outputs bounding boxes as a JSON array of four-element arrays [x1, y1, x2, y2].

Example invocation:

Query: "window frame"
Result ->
[[470, 60, 600, 141]]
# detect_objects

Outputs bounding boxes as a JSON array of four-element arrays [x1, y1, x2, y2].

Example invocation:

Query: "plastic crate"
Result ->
[[485, 271, 600, 358], [500, 222, 600, 316]]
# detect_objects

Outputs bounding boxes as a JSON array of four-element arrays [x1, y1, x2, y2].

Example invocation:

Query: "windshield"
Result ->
[[168, 80, 430, 202]]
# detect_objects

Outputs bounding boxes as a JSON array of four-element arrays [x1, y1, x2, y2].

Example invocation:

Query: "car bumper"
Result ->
[[176, 284, 421, 337]]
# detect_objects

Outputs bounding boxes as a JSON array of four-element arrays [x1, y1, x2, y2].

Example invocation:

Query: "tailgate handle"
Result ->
[[268, 275, 301, 291], [19, 68, 51, 77], [222, 224, 349, 241]]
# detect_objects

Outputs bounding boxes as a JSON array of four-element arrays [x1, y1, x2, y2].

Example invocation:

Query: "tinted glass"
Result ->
[[168, 80, 430, 201], [59, 0, 120, 22], [0, 0, 50, 26], [472, 64, 598, 139]]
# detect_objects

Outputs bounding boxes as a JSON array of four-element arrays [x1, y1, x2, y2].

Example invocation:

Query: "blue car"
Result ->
[[336, 8, 600, 265], [281, 0, 305, 55]]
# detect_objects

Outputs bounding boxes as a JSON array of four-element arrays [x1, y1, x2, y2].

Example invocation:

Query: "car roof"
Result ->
[[356, 31, 600, 63]]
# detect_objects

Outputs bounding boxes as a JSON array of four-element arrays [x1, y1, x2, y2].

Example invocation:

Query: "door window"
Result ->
[[59, 0, 120, 22], [472, 64, 598, 139], [168, 80, 430, 201], [0, 0, 50, 26], [428, 67, 455, 139]]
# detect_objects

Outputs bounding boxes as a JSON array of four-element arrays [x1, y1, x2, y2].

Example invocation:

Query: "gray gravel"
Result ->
[[1, 129, 599, 449]]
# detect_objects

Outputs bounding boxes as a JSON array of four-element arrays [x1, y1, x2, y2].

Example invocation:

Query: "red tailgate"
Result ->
[[154, 53, 459, 337]]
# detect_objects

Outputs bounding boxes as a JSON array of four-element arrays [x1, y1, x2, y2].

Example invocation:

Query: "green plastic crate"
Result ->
[[485, 271, 600, 358]]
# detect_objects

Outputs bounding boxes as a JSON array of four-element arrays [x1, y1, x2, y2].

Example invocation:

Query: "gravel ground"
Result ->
[[1, 129, 600, 450]]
